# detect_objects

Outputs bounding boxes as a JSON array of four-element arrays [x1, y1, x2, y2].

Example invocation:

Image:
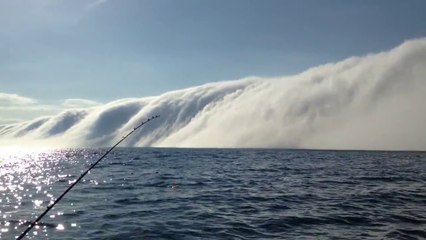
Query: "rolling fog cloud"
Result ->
[[1, 38, 426, 150]]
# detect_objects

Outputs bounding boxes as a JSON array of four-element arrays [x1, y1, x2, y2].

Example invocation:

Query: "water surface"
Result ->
[[0, 148, 425, 239]]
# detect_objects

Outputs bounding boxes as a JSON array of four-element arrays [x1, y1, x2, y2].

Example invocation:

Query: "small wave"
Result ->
[[385, 229, 426, 239], [390, 214, 426, 224], [1, 220, 57, 228]]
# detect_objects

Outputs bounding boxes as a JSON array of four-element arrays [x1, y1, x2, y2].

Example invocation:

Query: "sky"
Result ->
[[1, 0, 426, 124]]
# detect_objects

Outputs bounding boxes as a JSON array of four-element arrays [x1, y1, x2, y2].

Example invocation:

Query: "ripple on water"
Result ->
[[0, 148, 425, 239]]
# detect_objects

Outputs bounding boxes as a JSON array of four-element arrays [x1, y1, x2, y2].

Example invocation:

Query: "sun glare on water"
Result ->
[[0, 146, 56, 164], [0, 147, 87, 239]]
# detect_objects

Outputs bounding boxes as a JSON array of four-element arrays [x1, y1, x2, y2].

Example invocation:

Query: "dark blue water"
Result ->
[[0, 148, 425, 239]]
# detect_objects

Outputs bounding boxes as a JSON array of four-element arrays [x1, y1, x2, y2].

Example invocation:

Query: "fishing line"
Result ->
[[17, 115, 160, 240]]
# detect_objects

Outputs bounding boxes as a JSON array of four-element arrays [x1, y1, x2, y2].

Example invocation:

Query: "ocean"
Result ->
[[0, 148, 425, 239]]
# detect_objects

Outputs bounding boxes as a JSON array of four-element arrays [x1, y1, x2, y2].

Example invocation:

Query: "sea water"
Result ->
[[0, 148, 425, 239]]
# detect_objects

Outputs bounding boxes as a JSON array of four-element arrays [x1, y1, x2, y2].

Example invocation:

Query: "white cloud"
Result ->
[[0, 104, 61, 124], [0, 94, 99, 124], [0, 117, 26, 125], [1, 38, 426, 150], [0, 93, 37, 106], [62, 98, 100, 108]]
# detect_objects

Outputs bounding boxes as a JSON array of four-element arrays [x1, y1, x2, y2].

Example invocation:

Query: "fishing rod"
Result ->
[[17, 115, 160, 240]]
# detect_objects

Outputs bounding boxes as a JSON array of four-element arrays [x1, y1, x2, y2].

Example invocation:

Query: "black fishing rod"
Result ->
[[17, 115, 160, 240]]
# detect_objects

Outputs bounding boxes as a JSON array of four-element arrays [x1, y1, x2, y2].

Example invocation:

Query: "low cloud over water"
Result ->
[[1, 39, 426, 150]]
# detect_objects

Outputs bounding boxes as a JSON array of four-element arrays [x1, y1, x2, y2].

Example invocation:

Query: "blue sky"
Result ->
[[1, 0, 426, 104]]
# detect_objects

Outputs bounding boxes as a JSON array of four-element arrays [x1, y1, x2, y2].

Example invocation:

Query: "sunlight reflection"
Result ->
[[0, 148, 102, 239], [56, 224, 65, 230]]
